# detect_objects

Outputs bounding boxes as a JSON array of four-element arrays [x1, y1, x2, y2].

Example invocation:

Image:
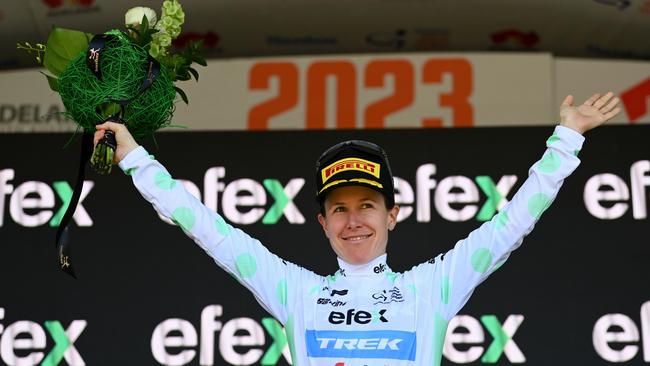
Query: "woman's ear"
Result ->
[[388, 205, 400, 231], [317, 213, 329, 237]]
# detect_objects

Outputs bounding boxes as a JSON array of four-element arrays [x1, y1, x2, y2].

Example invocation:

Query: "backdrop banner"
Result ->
[[0, 125, 648, 366]]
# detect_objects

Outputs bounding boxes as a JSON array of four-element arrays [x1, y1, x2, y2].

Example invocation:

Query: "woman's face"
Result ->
[[317, 185, 399, 264]]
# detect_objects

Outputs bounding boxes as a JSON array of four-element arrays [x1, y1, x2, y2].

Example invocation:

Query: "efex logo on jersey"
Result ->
[[306, 329, 416, 360], [328, 309, 388, 324]]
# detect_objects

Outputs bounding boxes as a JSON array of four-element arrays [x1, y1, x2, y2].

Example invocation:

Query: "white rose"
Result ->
[[125, 7, 157, 27]]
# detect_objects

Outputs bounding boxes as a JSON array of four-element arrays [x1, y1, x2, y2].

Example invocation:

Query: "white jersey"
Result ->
[[119, 126, 584, 366]]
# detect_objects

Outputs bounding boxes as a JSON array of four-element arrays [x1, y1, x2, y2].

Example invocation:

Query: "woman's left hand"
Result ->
[[560, 92, 621, 134]]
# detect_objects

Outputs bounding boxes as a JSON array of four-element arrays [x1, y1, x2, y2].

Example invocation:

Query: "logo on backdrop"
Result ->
[[365, 28, 450, 51], [41, 0, 100, 17], [151, 305, 292, 366], [621, 78, 650, 122], [593, 0, 631, 10], [5, 159, 646, 231], [0, 169, 94, 228], [592, 300, 650, 363], [366, 29, 407, 50], [173, 31, 222, 52], [160, 164, 521, 227], [490, 29, 540, 50], [0, 307, 86, 366], [583, 160, 650, 220], [0, 103, 73, 125], [444, 314, 526, 363]]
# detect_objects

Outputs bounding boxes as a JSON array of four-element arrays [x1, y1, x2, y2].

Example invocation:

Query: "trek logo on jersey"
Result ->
[[306, 330, 416, 360], [328, 309, 387, 325], [321, 158, 380, 184]]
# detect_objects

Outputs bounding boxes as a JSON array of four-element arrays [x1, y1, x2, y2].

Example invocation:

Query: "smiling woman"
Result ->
[[95, 91, 620, 365], [314, 141, 400, 264]]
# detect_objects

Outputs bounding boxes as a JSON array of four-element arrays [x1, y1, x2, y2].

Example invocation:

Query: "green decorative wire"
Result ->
[[57, 30, 176, 141]]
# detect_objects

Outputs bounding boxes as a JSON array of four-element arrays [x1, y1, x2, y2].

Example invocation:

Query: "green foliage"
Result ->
[[126, 15, 159, 49], [57, 34, 176, 140], [160, 40, 206, 103], [16, 42, 46, 64], [43, 27, 93, 77]]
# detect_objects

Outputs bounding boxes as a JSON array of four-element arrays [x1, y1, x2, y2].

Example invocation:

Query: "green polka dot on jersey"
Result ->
[[538, 151, 562, 173], [277, 278, 288, 306], [528, 193, 552, 219], [172, 207, 195, 232], [308, 285, 320, 296], [214, 215, 231, 236], [471, 248, 492, 273], [492, 258, 507, 272], [574, 149, 581, 157], [546, 133, 560, 146], [385, 271, 398, 283], [495, 211, 509, 229], [148, 154, 155, 160], [441, 276, 450, 304], [155, 171, 176, 189], [326, 274, 337, 285], [433, 313, 448, 366], [406, 284, 419, 294], [123, 167, 138, 176], [236, 253, 257, 278]]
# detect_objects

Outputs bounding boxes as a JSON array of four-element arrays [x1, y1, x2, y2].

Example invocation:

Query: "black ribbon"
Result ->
[[56, 32, 162, 278], [86, 34, 115, 81], [55, 133, 93, 278]]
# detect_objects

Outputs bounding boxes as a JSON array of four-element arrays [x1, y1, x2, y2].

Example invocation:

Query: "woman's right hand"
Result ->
[[93, 121, 139, 164]]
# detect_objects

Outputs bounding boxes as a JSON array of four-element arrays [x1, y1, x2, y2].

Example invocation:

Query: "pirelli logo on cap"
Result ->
[[321, 158, 380, 184]]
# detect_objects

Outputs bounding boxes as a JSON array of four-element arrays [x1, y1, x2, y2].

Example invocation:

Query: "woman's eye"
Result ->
[[333, 206, 345, 213], [361, 203, 374, 209]]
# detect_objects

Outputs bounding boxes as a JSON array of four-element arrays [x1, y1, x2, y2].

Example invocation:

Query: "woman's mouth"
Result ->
[[342, 233, 372, 243]]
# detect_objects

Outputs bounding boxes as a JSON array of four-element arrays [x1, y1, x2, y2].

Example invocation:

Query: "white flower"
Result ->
[[125, 6, 157, 28]]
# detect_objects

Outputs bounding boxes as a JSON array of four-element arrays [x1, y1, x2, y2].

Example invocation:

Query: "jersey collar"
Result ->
[[336, 254, 392, 277]]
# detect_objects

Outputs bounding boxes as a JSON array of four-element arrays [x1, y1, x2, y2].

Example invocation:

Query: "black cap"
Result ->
[[315, 140, 395, 207]]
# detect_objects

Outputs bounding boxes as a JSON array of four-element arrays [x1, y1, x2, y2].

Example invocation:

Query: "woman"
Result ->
[[96, 92, 620, 365]]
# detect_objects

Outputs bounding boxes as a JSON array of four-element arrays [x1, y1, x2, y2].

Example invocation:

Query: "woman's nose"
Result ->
[[346, 210, 362, 228]]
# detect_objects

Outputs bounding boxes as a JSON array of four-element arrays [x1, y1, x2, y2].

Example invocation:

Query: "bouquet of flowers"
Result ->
[[17, 0, 205, 278], [18, 0, 205, 174]]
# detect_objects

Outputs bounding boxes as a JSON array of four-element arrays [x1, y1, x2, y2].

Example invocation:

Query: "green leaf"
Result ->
[[43, 27, 93, 76], [188, 67, 199, 81], [193, 55, 207, 66], [40, 71, 59, 92], [174, 86, 189, 104], [141, 14, 149, 32]]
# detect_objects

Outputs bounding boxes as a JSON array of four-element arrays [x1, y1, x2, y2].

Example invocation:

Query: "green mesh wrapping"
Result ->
[[57, 30, 176, 140]]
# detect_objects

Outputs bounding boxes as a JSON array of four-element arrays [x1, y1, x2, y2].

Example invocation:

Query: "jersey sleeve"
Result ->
[[118, 148, 319, 324], [409, 125, 585, 320]]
